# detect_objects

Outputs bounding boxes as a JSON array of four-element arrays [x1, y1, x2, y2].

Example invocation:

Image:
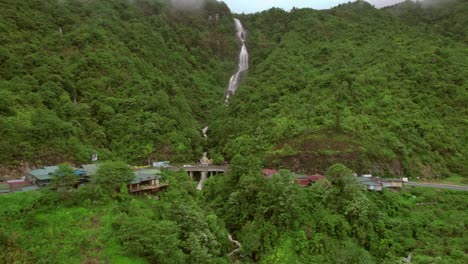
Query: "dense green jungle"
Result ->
[[0, 0, 467, 263]]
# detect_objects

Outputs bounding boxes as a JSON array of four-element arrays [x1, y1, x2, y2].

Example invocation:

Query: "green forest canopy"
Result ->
[[0, 0, 466, 179], [0, 1, 467, 263], [209, 0, 467, 178]]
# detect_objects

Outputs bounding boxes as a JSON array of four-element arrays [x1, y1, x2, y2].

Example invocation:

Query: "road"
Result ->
[[406, 182, 468, 191]]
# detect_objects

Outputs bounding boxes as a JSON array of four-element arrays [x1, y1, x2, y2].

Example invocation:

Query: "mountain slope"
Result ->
[[0, 0, 237, 168], [385, 0, 468, 43], [210, 0, 467, 178]]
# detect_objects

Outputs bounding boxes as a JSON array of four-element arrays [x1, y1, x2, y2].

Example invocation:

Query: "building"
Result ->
[[27, 165, 97, 187], [357, 177, 383, 191], [27, 166, 59, 186], [357, 177, 404, 191], [153, 161, 171, 168], [0, 177, 36, 194], [381, 178, 404, 188], [128, 168, 169, 195], [78, 164, 100, 184], [0, 183, 10, 194], [7, 178, 32, 192], [295, 174, 325, 186]]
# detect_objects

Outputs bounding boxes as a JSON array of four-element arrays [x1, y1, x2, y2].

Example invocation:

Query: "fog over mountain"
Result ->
[[170, 0, 205, 10]]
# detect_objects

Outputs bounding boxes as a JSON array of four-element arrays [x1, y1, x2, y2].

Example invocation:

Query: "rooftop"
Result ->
[[131, 174, 161, 184], [80, 164, 99, 176], [28, 166, 59, 180], [307, 174, 325, 181], [357, 177, 382, 186], [0, 183, 10, 193], [131, 168, 162, 184]]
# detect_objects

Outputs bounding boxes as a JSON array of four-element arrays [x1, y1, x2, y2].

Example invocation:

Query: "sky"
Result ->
[[220, 0, 409, 13]]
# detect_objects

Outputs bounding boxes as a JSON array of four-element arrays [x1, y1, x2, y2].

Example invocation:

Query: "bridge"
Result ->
[[169, 165, 229, 180]]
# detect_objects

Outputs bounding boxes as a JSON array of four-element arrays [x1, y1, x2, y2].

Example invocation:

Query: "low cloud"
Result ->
[[170, 0, 205, 10], [367, 0, 409, 8]]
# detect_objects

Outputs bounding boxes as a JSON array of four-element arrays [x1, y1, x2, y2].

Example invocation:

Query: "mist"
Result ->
[[420, 0, 458, 7], [170, 0, 206, 10]]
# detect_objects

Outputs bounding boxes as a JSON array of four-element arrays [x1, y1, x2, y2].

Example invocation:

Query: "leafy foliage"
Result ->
[[92, 161, 134, 194], [0, 0, 467, 263], [210, 0, 467, 178], [0, 0, 237, 166]]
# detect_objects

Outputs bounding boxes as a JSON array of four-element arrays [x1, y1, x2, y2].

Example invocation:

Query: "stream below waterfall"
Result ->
[[196, 171, 208, 190], [227, 234, 241, 256], [198, 18, 247, 256]]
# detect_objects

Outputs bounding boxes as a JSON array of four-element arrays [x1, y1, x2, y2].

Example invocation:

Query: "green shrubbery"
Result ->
[[0, 0, 236, 166], [209, 0, 467, 178], [0, 161, 467, 263]]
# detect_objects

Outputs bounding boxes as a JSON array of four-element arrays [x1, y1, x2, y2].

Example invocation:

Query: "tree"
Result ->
[[325, 163, 354, 189], [49, 163, 79, 191], [114, 216, 185, 264], [91, 161, 134, 194], [325, 163, 369, 223]]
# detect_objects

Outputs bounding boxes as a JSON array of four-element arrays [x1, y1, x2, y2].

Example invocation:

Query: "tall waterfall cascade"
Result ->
[[225, 18, 249, 103], [197, 20, 249, 190]]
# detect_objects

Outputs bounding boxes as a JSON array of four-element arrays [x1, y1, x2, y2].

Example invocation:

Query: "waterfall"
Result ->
[[225, 18, 249, 103], [202, 126, 208, 139], [197, 171, 208, 190]]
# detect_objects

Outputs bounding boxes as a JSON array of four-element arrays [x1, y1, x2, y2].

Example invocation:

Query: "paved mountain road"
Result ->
[[406, 182, 468, 191]]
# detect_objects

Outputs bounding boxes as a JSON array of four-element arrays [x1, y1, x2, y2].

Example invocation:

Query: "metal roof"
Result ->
[[131, 174, 161, 184], [131, 168, 162, 184], [28, 166, 59, 180], [80, 164, 99, 176], [134, 168, 161, 176], [357, 177, 382, 186]]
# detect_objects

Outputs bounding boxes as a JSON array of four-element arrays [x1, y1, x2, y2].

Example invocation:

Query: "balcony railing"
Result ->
[[129, 182, 169, 193]]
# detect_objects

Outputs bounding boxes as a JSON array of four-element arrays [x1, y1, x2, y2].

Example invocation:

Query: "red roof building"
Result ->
[[7, 180, 32, 191], [295, 178, 311, 186], [295, 174, 325, 186], [307, 174, 325, 182]]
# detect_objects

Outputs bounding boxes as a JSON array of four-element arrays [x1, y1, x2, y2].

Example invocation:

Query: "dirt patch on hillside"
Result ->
[[0, 161, 31, 180], [266, 133, 403, 176]]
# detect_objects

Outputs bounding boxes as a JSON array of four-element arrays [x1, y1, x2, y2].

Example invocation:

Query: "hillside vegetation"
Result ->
[[210, 0, 467, 178], [1, 163, 467, 263], [0, 0, 466, 179], [0, 0, 467, 263], [0, 0, 236, 168]]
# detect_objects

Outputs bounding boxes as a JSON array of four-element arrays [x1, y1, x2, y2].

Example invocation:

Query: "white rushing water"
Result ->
[[227, 234, 242, 256], [196, 171, 208, 190], [225, 18, 249, 103], [202, 126, 208, 139]]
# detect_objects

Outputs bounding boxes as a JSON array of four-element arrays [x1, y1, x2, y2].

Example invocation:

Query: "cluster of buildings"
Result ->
[[0, 164, 169, 195], [0, 178, 38, 194], [26, 165, 94, 187], [357, 175, 406, 191], [262, 169, 405, 191], [1, 162, 407, 195]]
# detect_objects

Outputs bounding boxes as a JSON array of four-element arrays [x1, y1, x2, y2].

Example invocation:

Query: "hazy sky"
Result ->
[[221, 0, 409, 13]]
